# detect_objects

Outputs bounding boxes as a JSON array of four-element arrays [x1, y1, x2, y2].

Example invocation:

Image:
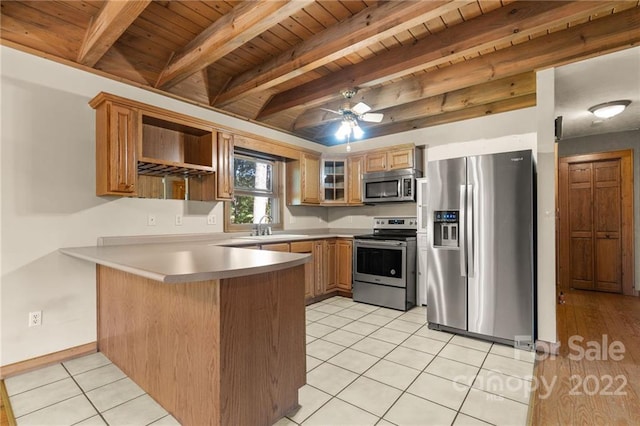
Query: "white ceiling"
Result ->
[[555, 46, 640, 140]]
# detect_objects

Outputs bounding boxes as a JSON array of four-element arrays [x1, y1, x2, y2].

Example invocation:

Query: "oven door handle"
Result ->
[[354, 240, 406, 247]]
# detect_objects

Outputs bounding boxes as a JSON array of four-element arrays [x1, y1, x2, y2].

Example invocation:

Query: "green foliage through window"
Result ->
[[229, 154, 279, 225]]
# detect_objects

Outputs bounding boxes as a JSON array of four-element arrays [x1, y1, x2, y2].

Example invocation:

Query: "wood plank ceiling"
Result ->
[[1, 1, 639, 146]]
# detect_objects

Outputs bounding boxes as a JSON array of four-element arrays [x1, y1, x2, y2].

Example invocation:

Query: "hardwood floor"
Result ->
[[530, 289, 640, 425]]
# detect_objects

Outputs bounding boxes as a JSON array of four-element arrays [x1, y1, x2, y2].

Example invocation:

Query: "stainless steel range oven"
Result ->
[[353, 216, 417, 311]]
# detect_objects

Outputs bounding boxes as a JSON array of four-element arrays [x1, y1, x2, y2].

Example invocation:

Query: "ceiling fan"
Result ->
[[323, 89, 384, 141]]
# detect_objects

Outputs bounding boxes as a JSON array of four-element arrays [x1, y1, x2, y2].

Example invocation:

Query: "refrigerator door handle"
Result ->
[[467, 184, 474, 277], [459, 185, 466, 277]]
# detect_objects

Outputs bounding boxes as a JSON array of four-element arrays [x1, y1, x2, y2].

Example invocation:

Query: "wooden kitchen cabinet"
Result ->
[[324, 239, 337, 292], [388, 147, 414, 170], [364, 152, 387, 173], [321, 159, 346, 203], [347, 155, 364, 205], [314, 240, 324, 296], [261, 243, 290, 252], [93, 100, 138, 196], [337, 239, 353, 294], [90, 92, 240, 202], [364, 146, 421, 173], [287, 153, 321, 205], [291, 241, 315, 302], [216, 132, 234, 201]]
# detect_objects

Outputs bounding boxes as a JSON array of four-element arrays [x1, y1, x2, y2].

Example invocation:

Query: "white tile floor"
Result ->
[[4, 296, 535, 426]]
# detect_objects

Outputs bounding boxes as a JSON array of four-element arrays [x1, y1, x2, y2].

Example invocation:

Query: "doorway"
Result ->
[[558, 149, 634, 295]]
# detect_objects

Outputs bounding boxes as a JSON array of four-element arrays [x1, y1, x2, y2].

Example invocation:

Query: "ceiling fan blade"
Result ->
[[319, 107, 341, 115], [352, 102, 371, 115], [361, 112, 384, 123]]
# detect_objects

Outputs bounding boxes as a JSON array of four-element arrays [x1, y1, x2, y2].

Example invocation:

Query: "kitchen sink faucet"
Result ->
[[257, 215, 273, 236]]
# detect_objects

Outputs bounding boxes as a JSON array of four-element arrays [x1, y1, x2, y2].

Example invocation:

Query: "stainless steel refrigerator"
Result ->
[[426, 150, 535, 349]]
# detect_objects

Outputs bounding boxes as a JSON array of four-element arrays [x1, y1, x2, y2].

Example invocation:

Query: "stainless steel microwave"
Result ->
[[362, 168, 418, 203]]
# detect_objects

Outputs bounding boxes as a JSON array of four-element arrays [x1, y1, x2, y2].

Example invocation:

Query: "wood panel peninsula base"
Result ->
[[97, 264, 305, 426]]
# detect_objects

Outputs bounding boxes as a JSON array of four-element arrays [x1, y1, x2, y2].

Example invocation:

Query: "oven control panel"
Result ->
[[373, 216, 418, 230]]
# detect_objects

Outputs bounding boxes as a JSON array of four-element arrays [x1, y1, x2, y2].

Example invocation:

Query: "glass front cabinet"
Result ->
[[322, 159, 346, 203]]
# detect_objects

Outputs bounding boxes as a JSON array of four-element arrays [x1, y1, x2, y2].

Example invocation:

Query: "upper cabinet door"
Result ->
[[347, 155, 364, 205], [321, 158, 346, 203], [301, 153, 321, 204], [365, 147, 415, 173], [109, 104, 137, 194], [364, 152, 387, 173], [388, 148, 414, 170], [286, 152, 321, 205], [216, 132, 234, 201], [96, 102, 137, 196]]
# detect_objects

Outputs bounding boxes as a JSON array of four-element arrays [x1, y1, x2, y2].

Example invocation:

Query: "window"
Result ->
[[225, 153, 282, 231]]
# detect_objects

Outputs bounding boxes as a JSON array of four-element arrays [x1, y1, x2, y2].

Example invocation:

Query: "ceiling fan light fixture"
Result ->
[[588, 100, 631, 119], [335, 120, 351, 140], [353, 124, 364, 139]]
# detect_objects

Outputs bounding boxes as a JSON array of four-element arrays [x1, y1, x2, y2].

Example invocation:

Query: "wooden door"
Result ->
[[302, 153, 321, 204], [364, 152, 387, 172], [261, 243, 290, 252], [336, 239, 353, 292], [347, 155, 364, 204], [559, 150, 634, 295], [216, 132, 234, 201], [291, 241, 314, 301], [388, 148, 414, 170], [102, 103, 137, 195], [325, 240, 337, 291]]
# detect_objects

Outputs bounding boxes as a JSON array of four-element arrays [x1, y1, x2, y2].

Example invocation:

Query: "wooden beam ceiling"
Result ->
[[155, 0, 314, 89], [282, 5, 640, 140], [258, 0, 631, 120], [211, 0, 466, 108], [77, 0, 151, 67], [2, 1, 638, 145], [293, 72, 537, 131], [356, 94, 538, 141]]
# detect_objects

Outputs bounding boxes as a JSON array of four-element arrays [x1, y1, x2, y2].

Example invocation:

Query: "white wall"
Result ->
[[325, 107, 538, 156], [535, 69, 557, 345], [0, 46, 325, 365]]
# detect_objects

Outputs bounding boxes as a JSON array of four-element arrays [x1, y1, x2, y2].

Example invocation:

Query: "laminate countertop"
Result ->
[[60, 244, 310, 283], [60, 232, 359, 284]]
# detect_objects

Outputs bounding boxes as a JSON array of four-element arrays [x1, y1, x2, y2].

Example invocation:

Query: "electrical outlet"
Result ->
[[175, 214, 183, 226], [207, 215, 216, 225], [28, 311, 42, 327], [147, 214, 157, 226]]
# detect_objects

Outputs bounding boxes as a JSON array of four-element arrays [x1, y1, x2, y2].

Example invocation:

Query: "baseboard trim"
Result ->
[[337, 290, 353, 298], [0, 342, 97, 379]]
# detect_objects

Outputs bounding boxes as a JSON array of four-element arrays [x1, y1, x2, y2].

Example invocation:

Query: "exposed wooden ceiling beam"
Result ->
[[212, 0, 465, 108], [289, 4, 640, 134], [258, 0, 631, 119], [312, 94, 537, 144], [77, 0, 151, 66], [155, 0, 314, 90], [294, 72, 536, 131]]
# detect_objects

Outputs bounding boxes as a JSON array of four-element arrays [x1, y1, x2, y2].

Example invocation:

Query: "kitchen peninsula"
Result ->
[[60, 243, 310, 426]]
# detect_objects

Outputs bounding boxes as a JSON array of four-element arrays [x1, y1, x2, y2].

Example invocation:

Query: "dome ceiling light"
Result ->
[[588, 100, 631, 119]]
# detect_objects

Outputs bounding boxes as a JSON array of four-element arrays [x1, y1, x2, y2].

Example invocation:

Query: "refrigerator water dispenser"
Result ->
[[433, 210, 459, 247]]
